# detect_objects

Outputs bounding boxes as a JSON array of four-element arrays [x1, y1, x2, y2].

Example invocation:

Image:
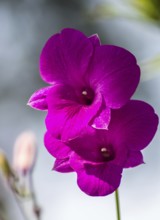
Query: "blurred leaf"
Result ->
[[0, 200, 8, 220], [0, 151, 15, 180], [88, 4, 118, 19], [140, 55, 160, 81], [130, 0, 160, 22]]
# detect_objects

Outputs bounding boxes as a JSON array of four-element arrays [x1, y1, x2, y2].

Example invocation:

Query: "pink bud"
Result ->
[[13, 131, 37, 175]]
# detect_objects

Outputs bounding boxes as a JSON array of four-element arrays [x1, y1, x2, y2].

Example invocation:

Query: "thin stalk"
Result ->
[[8, 178, 29, 220], [28, 174, 41, 220], [115, 189, 121, 220], [12, 193, 29, 220]]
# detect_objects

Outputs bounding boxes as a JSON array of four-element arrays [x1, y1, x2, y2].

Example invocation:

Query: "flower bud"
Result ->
[[13, 131, 37, 175]]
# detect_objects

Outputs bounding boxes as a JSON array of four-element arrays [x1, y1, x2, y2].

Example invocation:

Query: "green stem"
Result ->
[[115, 189, 121, 220]]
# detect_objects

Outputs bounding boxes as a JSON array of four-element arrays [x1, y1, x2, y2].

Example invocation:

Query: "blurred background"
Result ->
[[0, 0, 160, 220]]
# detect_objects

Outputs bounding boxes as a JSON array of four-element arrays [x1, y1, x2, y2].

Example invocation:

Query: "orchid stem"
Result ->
[[115, 189, 121, 220]]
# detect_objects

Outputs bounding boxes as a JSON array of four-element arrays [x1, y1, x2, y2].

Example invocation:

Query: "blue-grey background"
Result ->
[[0, 0, 160, 219]]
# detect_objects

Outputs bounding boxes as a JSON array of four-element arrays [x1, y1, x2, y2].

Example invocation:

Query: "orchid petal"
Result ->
[[46, 84, 102, 141], [91, 103, 111, 130], [109, 100, 159, 151], [88, 34, 101, 46], [124, 151, 144, 168], [44, 131, 71, 158], [40, 28, 93, 85], [70, 153, 122, 196], [53, 158, 73, 173], [28, 86, 52, 110], [89, 45, 140, 108]]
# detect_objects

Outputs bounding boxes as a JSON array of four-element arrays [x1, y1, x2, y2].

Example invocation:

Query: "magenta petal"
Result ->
[[69, 128, 106, 163], [68, 126, 128, 166], [70, 154, 122, 196], [44, 132, 71, 158], [28, 86, 52, 110], [91, 104, 111, 129], [40, 28, 93, 84], [124, 151, 144, 168], [53, 158, 73, 173], [89, 45, 140, 108], [88, 34, 101, 46], [46, 85, 102, 141], [109, 100, 159, 151]]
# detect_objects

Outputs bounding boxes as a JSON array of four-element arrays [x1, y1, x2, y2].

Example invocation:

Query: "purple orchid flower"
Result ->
[[28, 28, 140, 140], [44, 100, 158, 196]]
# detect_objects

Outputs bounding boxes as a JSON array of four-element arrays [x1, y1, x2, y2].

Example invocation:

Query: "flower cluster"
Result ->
[[28, 28, 158, 196]]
